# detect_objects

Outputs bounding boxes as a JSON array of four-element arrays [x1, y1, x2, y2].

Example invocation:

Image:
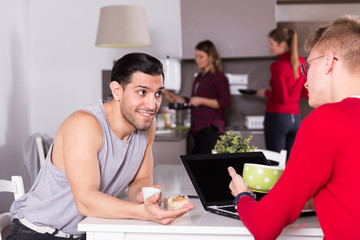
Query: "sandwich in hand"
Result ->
[[165, 196, 189, 210]]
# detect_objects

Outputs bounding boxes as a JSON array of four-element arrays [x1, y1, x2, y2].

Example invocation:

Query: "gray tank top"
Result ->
[[10, 98, 147, 235]]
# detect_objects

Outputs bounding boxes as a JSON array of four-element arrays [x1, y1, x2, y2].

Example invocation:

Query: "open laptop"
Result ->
[[180, 152, 270, 220], [180, 152, 315, 220]]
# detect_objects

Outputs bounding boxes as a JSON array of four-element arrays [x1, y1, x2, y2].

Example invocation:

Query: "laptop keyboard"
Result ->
[[219, 206, 237, 213]]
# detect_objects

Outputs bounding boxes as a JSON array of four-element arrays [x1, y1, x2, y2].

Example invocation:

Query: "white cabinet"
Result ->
[[181, 0, 276, 58]]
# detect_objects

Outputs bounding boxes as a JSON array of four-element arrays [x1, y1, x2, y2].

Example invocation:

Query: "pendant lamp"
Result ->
[[95, 5, 151, 48]]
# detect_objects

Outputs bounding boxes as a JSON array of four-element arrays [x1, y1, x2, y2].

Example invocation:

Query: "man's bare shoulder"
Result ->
[[52, 110, 103, 169], [58, 110, 102, 144], [63, 110, 100, 128]]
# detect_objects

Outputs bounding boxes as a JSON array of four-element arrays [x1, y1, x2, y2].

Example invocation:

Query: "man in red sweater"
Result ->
[[228, 16, 360, 240]]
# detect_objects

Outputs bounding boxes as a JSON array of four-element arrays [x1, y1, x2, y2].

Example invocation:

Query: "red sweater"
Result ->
[[237, 97, 360, 240], [265, 51, 308, 114]]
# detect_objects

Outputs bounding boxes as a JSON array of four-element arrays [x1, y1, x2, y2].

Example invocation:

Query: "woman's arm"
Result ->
[[188, 97, 219, 108]]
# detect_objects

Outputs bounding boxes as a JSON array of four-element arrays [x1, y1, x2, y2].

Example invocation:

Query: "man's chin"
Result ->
[[133, 121, 152, 131], [137, 125, 151, 131]]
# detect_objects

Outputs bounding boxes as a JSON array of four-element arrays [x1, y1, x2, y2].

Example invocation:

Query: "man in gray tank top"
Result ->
[[7, 53, 195, 240]]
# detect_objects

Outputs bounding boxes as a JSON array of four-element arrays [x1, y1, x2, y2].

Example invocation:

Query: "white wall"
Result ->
[[0, 0, 181, 213], [276, 3, 360, 22], [0, 0, 31, 212], [29, 0, 182, 137]]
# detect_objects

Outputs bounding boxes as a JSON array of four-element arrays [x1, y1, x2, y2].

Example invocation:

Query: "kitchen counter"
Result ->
[[79, 200, 323, 240], [153, 129, 189, 166], [155, 129, 189, 141], [79, 164, 324, 240]]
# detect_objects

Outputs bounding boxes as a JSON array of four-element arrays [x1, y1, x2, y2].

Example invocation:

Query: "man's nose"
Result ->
[[144, 95, 156, 110]]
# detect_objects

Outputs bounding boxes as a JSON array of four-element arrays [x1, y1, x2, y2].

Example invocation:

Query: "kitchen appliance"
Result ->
[[245, 116, 264, 130], [160, 56, 181, 93], [169, 102, 190, 128]]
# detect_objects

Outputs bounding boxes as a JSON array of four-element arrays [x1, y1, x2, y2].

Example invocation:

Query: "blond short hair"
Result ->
[[305, 15, 360, 75]]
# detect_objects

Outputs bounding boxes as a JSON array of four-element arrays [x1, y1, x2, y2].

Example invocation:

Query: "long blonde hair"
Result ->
[[269, 28, 300, 79], [195, 40, 222, 73]]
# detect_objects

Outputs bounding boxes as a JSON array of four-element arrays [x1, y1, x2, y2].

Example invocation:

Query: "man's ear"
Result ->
[[324, 50, 336, 74], [110, 81, 122, 101]]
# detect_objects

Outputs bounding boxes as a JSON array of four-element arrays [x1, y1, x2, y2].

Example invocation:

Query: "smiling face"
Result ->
[[195, 49, 211, 72], [120, 71, 164, 131]]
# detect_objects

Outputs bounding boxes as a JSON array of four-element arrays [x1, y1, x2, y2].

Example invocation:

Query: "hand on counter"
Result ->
[[141, 192, 195, 225]]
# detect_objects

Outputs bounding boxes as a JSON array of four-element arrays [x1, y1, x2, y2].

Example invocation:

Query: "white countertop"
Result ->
[[79, 198, 323, 238], [78, 164, 324, 239]]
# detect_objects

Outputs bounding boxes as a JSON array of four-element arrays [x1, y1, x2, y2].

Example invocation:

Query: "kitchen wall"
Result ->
[[0, 0, 30, 214], [28, 0, 182, 138], [1, 1, 360, 213], [276, 3, 360, 22], [0, 0, 182, 213], [176, 58, 312, 130], [175, 3, 360, 129]]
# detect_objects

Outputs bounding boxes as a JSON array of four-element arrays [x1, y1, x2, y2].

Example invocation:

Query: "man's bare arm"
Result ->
[[53, 111, 193, 224]]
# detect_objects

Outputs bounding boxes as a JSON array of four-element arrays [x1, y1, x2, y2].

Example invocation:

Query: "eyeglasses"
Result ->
[[300, 55, 338, 78]]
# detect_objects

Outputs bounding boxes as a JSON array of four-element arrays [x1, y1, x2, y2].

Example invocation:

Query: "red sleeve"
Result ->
[[266, 63, 288, 104], [236, 105, 337, 239]]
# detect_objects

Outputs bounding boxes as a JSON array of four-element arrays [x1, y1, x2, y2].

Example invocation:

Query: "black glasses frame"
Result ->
[[300, 55, 338, 78]]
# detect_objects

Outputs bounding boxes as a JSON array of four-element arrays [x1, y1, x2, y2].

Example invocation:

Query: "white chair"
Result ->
[[0, 176, 25, 240], [35, 136, 46, 167], [23, 134, 53, 188], [255, 149, 287, 170]]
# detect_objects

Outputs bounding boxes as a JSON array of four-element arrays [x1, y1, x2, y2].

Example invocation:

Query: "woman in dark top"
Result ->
[[257, 28, 308, 157], [165, 40, 231, 154]]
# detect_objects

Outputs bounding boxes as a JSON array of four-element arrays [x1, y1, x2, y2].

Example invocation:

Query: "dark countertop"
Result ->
[[225, 126, 264, 134], [155, 129, 189, 141], [154, 127, 264, 142]]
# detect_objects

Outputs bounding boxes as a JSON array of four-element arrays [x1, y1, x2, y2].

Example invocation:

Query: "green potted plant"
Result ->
[[214, 130, 257, 153]]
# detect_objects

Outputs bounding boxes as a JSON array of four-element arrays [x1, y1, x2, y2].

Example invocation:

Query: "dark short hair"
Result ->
[[111, 52, 164, 88]]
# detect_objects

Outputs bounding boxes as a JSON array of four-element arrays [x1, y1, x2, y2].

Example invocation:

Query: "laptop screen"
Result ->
[[180, 152, 271, 206]]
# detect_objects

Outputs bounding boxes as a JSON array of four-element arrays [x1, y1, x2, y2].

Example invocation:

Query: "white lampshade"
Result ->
[[95, 5, 151, 48]]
